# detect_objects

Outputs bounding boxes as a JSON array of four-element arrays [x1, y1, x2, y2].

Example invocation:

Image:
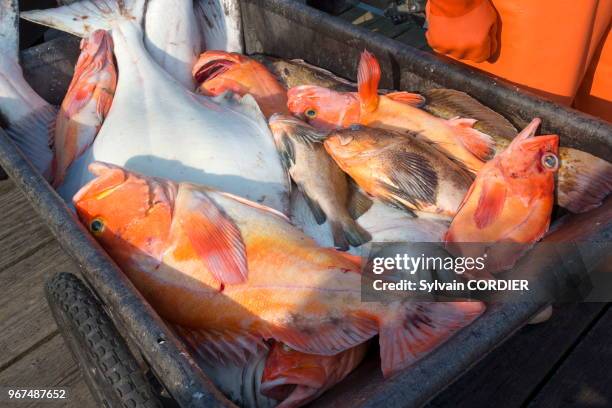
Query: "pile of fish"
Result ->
[[1, 0, 611, 406]]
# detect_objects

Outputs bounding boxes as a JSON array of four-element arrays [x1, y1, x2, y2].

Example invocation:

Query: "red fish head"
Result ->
[[260, 343, 330, 405], [287, 85, 360, 131], [499, 118, 560, 180], [192, 50, 247, 85], [73, 162, 175, 263]]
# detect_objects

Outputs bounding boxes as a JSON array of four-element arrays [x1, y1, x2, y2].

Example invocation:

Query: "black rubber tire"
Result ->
[[45, 272, 165, 408]]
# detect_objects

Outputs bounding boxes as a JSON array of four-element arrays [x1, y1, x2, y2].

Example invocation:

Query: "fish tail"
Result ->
[[20, 0, 146, 37], [332, 217, 371, 249], [378, 301, 485, 378], [557, 147, 612, 213], [194, 0, 243, 53], [0, 0, 19, 60], [5, 105, 57, 180]]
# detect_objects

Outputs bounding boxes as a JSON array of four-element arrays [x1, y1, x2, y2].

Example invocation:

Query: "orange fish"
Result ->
[[74, 162, 484, 378], [445, 119, 559, 270], [52, 30, 117, 188], [322, 125, 473, 217], [193, 50, 288, 118], [261, 342, 369, 408], [287, 50, 494, 172]]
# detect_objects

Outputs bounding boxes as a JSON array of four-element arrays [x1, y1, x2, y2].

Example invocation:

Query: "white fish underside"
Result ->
[[58, 20, 288, 212], [290, 190, 450, 254]]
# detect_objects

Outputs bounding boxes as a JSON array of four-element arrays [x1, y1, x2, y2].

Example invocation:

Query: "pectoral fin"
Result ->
[[377, 151, 439, 212], [447, 117, 496, 162], [347, 181, 374, 220], [473, 178, 506, 229], [174, 185, 248, 285]]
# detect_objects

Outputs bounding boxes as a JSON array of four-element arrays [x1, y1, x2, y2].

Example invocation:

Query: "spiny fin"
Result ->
[[0, 0, 19, 60], [386, 91, 426, 107], [473, 178, 506, 229], [347, 181, 373, 220], [5, 105, 57, 180], [21, 0, 146, 38], [447, 117, 496, 161], [174, 325, 267, 366], [423, 88, 518, 140], [266, 313, 378, 356], [557, 147, 612, 213], [379, 301, 485, 377], [174, 184, 248, 285], [357, 50, 380, 113], [380, 150, 439, 210], [300, 187, 327, 224]]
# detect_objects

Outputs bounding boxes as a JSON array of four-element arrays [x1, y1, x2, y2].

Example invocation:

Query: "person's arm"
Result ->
[[425, 0, 499, 62]]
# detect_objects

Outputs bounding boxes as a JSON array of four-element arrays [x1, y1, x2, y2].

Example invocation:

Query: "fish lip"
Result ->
[[193, 59, 236, 84]]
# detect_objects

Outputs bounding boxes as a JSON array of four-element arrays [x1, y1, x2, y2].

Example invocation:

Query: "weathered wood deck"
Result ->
[[0, 179, 94, 407]]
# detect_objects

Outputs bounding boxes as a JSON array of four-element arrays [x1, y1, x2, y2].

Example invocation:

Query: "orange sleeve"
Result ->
[[456, 0, 611, 106], [425, 0, 499, 63]]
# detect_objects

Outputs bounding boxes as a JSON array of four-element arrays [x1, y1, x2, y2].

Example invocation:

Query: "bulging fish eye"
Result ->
[[304, 108, 317, 119], [89, 217, 106, 235], [541, 152, 559, 171]]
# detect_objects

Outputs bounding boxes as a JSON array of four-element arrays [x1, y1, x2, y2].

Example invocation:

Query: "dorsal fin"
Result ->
[[357, 50, 381, 113]]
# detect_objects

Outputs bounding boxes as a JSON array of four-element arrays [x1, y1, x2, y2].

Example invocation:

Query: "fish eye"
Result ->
[[89, 217, 106, 235], [304, 108, 317, 119], [281, 343, 293, 352], [541, 152, 559, 171]]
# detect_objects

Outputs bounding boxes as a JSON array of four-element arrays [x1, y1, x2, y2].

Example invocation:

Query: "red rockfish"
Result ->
[[74, 162, 485, 378]]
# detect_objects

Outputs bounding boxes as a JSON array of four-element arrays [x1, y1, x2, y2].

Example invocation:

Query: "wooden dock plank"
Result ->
[[0, 179, 93, 407], [0, 242, 79, 370], [0, 334, 95, 408], [527, 305, 612, 407], [427, 303, 608, 408]]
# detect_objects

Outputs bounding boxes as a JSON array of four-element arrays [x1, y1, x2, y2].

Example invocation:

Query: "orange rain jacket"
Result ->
[[425, 0, 612, 122]]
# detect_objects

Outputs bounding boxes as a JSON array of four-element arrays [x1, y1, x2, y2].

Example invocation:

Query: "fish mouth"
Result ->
[[260, 378, 297, 401], [193, 59, 236, 84]]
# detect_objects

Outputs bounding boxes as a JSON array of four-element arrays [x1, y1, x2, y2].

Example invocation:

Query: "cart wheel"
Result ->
[[45, 272, 164, 408]]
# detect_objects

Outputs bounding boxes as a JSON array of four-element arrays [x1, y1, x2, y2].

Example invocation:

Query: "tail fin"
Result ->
[[5, 105, 57, 180], [557, 147, 612, 213], [0, 0, 19, 60], [330, 218, 371, 250], [379, 301, 485, 378], [20, 0, 146, 37], [195, 0, 243, 53]]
